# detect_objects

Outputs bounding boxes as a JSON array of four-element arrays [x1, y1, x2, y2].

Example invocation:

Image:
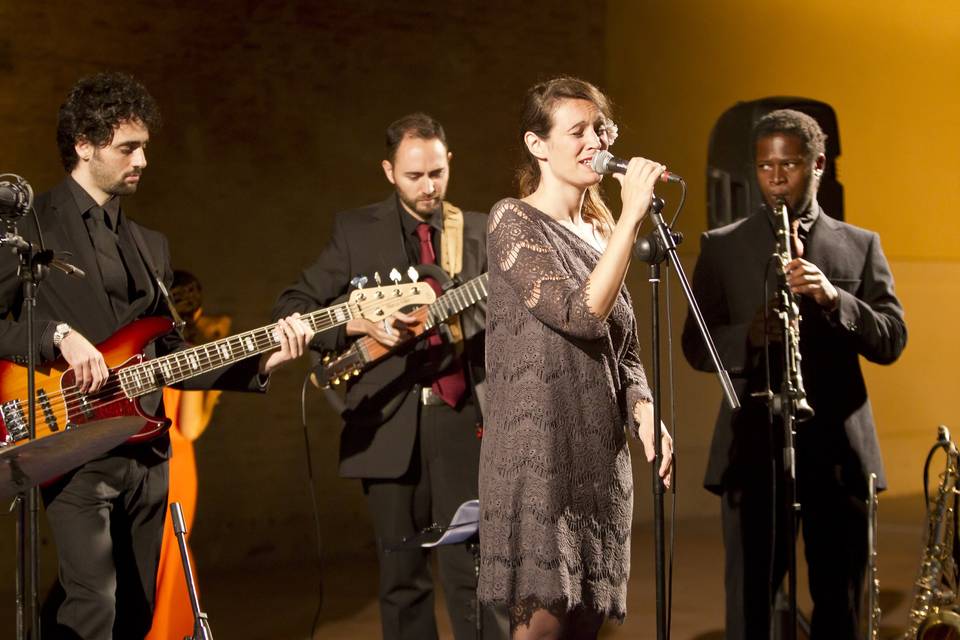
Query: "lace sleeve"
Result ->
[[488, 199, 607, 340], [620, 317, 653, 438]]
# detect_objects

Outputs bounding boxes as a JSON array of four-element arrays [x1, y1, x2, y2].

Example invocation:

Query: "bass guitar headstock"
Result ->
[[348, 268, 434, 321]]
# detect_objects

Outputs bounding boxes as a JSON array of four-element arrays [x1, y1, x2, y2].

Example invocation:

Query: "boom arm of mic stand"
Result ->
[[649, 211, 739, 411]]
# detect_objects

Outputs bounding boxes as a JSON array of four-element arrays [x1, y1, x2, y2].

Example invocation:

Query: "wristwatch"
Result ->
[[52, 322, 72, 348]]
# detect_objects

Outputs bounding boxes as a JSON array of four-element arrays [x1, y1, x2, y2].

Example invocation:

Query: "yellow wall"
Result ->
[[608, 1, 960, 510]]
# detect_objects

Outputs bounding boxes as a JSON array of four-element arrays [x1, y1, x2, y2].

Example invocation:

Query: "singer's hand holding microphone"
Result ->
[[591, 150, 678, 225]]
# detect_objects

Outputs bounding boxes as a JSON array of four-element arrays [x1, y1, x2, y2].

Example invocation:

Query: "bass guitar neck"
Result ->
[[320, 272, 488, 387]]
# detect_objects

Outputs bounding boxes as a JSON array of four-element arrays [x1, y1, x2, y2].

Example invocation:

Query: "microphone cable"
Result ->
[[661, 176, 685, 640], [299, 372, 325, 638]]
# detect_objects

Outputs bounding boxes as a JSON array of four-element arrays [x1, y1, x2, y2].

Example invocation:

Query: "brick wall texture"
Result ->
[[0, 0, 607, 572]]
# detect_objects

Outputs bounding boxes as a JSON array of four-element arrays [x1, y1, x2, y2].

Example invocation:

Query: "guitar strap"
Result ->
[[126, 222, 186, 339], [439, 201, 486, 426], [439, 201, 465, 344]]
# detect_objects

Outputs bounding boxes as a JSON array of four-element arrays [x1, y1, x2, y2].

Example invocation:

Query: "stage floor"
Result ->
[[0, 492, 933, 639], [198, 492, 928, 639]]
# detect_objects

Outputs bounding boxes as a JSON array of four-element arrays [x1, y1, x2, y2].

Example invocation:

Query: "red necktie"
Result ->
[[416, 223, 466, 407]]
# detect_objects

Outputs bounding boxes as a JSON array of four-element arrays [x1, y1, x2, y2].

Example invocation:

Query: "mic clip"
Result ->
[[634, 229, 683, 265]]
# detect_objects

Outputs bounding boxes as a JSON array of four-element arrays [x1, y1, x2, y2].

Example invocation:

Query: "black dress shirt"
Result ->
[[66, 177, 155, 327]]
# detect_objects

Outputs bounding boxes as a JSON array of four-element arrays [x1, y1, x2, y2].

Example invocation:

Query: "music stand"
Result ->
[[389, 499, 483, 640]]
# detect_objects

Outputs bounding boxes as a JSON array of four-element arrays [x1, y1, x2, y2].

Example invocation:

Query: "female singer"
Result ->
[[479, 77, 674, 639]]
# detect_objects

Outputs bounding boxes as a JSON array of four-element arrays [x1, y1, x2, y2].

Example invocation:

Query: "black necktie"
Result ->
[[88, 206, 129, 318]]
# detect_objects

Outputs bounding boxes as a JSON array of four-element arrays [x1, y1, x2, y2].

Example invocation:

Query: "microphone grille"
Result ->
[[591, 150, 614, 175]]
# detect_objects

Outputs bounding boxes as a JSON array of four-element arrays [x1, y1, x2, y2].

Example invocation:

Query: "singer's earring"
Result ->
[[813, 168, 823, 179]]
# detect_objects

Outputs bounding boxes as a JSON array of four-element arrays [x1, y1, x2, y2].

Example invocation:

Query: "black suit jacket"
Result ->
[[273, 195, 487, 479], [0, 178, 263, 450], [682, 207, 906, 495]]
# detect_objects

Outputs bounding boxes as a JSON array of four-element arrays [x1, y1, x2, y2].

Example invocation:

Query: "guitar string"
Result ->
[[324, 275, 489, 381], [334, 277, 487, 370]]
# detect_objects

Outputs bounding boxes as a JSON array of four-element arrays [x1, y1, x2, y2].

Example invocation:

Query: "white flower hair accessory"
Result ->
[[601, 119, 619, 148]]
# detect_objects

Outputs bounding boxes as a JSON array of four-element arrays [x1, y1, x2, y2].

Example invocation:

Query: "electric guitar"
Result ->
[[319, 272, 488, 387], [0, 275, 435, 451]]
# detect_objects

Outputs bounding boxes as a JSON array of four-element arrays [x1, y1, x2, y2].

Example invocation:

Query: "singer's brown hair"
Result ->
[[56, 72, 161, 172], [517, 76, 615, 238]]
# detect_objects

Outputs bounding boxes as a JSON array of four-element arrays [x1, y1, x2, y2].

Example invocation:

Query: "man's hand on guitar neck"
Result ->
[[59, 331, 110, 394], [259, 312, 315, 376], [347, 311, 418, 348]]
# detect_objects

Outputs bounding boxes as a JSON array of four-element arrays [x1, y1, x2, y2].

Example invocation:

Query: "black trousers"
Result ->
[[721, 424, 868, 640], [363, 398, 507, 640], [41, 452, 168, 640]]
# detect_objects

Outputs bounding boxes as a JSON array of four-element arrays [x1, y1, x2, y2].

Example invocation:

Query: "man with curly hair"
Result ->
[[0, 72, 311, 639], [682, 109, 907, 638]]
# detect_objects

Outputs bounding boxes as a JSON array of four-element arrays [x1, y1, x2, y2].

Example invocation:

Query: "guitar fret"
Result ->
[[110, 282, 426, 399]]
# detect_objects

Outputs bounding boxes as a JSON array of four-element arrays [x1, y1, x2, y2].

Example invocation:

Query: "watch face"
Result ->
[[55, 324, 70, 344]]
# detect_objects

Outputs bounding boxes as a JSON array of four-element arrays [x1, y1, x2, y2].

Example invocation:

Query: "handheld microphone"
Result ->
[[0, 174, 34, 219], [590, 150, 683, 183]]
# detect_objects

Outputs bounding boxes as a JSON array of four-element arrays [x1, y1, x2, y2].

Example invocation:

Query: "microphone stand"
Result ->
[[171, 502, 214, 640], [3, 223, 85, 640], [634, 194, 739, 640], [4, 226, 46, 640]]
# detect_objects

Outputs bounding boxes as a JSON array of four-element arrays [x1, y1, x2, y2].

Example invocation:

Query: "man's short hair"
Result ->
[[752, 108, 827, 161], [56, 72, 161, 171], [385, 112, 447, 163]]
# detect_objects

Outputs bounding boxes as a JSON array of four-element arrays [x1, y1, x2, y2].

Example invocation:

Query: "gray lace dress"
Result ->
[[478, 198, 652, 626]]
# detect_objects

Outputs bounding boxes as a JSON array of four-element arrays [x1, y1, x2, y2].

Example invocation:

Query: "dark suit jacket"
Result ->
[[682, 207, 906, 495], [0, 178, 263, 449], [273, 195, 487, 479]]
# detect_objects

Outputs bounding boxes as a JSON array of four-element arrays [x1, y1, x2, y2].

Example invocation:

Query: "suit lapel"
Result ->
[[803, 209, 846, 270], [43, 180, 116, 323], [370, 196, 410, 278]]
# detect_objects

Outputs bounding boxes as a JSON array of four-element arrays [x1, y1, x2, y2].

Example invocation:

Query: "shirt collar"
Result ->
[[764, 198, 820, 237], [795, 199, 820, 236], [396, 194, 443, 236], [67, 175, 122, 229]]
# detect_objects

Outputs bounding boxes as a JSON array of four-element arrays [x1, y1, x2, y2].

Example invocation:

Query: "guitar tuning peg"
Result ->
[[374, 271, 382, 286], [331, 377, 341, 386], [321, 354, 331, 364], [350, 275, 368, 290], [407, 266, 420, 283], [389, 268, 402, 284]]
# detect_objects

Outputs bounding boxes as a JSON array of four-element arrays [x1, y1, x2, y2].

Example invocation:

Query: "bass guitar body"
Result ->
[[0, 316, 175, 451]]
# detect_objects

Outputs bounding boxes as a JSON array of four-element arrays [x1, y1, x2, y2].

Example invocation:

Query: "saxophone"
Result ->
[[902, 425, 960, 639]]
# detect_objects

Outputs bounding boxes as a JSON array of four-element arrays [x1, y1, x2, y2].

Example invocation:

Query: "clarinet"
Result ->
[[774, 199, 814, 421]]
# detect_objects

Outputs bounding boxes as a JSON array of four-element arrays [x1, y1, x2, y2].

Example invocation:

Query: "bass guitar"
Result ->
[[320, 272, 488, 387], [0, 274, 434, 450]]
